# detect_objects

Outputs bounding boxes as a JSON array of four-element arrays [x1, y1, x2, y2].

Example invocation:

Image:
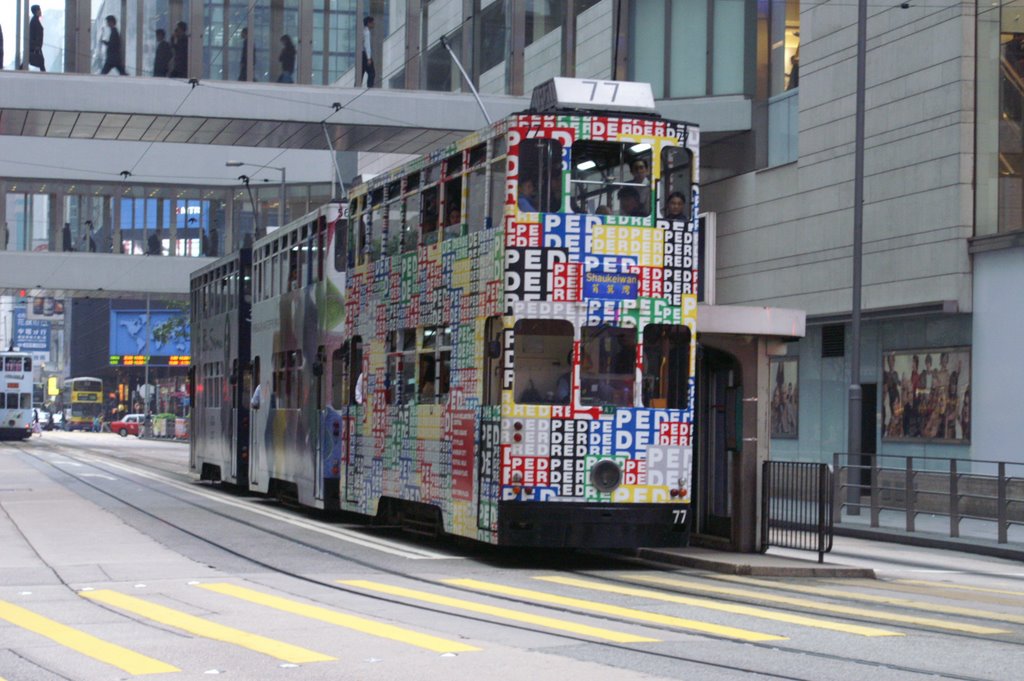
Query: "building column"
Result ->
[[65, 0, 94, 74], [404, 0, 422, 90], [298, 0, 314, 84], [50, 189, 64, 253], [507, 0, 526, 95], [189, 0, 204, 79]]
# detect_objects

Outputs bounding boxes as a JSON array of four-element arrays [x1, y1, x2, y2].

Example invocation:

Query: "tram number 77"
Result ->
[[671, 508, 688, 526], [581, 80, 620, 102]]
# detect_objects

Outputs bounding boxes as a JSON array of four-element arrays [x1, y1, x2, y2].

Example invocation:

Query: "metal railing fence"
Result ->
[[833, 453, 1024, 544], [761, 461, 834, 563]]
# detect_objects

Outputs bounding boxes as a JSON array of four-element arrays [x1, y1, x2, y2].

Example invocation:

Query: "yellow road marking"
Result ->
[[81, 589, 334, 664], [342, 579, 659, 644], [445, 578, 785, 642], [197, 582, 479, 653], [714, 575, 1024, 626], [627, 575, 1008, 635], [535, 576, 901, 638], [0, 599, 179, 675], [894, 579, 1024, 598]]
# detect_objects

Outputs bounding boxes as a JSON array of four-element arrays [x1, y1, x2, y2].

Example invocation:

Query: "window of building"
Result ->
[[517, 138, 563, 213], [570, 141, 651, 217], [642, 324, 691, 408], [660, 146, 692, 221], [580, 325, 636, 407], [526, 0, 563, 46], [478, 1, 507, 75], [630, 0, 749, 98], [513, 319, 574, 405]]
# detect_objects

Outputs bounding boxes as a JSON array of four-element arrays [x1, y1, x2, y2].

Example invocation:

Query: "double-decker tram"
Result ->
[[64, 377, 104, 431], [0, 352, 35, 440], [189, 247, 253, 488], [193, 78, 699, 547]]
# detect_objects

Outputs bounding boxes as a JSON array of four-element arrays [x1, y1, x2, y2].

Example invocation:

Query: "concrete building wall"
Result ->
[[972, 247, 1024, 464], [524, 28, 562, 93], [704, 5, 975, 318], [575, 0, 613, 79]]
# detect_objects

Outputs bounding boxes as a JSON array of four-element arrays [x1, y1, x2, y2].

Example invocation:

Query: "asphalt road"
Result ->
[[2, 432, 1023, 680]]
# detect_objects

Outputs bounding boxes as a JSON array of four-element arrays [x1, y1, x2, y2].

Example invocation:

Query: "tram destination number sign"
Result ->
[[530, 77, 656, 113]]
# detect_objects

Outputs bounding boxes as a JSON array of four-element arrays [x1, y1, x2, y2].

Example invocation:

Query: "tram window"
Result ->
[[331, 347, 346, 408], [349, 338, 363, 405], [421, 186, 440, 245], [401, 329, 416, 404], [333, 218, 347, 272], [4, 357, 22, 371], [517, 138, 563, 213], [443, 176, 463, 240], [467, 167, 486, 234], [423, 163, 439, 186], [570, 140, 652, 218], [483, 316, 505, 406], [288, 247, 300, 290], [418, 325, 451, 404], [469, 143, 487, 168], [642, 324, 691, 408], [386, 199, 402, 255], [660, 146, 692, 221], [513, 319, 573, 405], [403, 192, 420, 252], [370, 202, 384, 260], [580, 325, 636, 408], [488, 160, 505, 228], [386, 180, 401, 201], [20, 393, 32, 408], [445, 152, 463, 176]]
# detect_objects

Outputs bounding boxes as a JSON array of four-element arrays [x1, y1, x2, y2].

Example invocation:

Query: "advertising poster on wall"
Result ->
[[770, 357, 799, 439], [882, 347, 970, 443]]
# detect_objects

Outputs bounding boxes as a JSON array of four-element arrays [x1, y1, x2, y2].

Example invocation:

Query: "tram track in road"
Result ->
[[5, 441, 1014, 681]]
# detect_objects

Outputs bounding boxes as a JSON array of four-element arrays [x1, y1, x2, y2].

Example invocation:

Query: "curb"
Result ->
[[636, 548, 877, 578]]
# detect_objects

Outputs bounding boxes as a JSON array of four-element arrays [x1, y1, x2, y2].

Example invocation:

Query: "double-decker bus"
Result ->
[[0, 352, 35, 440], [195, 78, 699, 547], [64, 377, 104, 430], [189, 247, 253, 487]]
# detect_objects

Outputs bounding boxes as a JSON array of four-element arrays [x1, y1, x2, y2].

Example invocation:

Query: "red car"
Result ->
[[110, 413, 145, 437]]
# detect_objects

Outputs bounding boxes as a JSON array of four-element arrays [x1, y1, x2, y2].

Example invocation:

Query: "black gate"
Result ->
[[761, 461, 834, 563]]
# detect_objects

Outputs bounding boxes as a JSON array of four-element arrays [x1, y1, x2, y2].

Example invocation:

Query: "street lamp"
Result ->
[[226, 161, 287, 231]]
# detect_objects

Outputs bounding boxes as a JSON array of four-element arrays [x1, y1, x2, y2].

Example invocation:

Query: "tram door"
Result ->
[[694, 347, 742, 542], [248, 357, 263, 489], [477, 317, 504, 534]]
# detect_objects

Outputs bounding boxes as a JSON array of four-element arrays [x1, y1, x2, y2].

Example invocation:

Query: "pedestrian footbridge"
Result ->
[[0, 251, 211, 299]]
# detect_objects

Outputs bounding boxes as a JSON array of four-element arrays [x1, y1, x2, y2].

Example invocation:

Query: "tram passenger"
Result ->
[[617, 187, 647, 218], [663, 191, 687, 221], [629, 158, 650, 213], [518, 176, 538, 212]]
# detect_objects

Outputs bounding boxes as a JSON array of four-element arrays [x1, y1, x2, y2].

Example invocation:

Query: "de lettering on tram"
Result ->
[[190, 78, 700, 548]]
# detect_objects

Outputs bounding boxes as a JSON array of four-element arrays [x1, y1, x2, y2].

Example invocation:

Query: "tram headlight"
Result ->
[[590, 459, 622, 493]]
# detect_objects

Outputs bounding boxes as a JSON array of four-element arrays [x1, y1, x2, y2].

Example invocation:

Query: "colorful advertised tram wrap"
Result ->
[[189, 248, 252, 488], [0, 352, 34, 440], [193, 79, 698, 548]]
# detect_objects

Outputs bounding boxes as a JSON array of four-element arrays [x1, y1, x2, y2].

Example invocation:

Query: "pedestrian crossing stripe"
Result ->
[[341, 579, 660, 643], [80, 589, 335, 664], [195, 582, 480, 653], [534, 576, 902, 637], [626, 575, 1009, 635], [0, 598, 179, 675], [894, 579, 1024, 598], [713, 575, 1024, 626], [444, 578, 786, 642]]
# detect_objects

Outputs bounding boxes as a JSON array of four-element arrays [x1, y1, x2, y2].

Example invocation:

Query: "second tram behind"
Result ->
[[191, 79, 699, 547], [0, 352, 35, 440]]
